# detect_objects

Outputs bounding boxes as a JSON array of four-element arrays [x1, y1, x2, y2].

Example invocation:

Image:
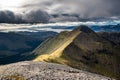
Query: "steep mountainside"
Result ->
[[0, 61, 113, 80], [32, 25, 120, 79], [98, 32, 120, 45]]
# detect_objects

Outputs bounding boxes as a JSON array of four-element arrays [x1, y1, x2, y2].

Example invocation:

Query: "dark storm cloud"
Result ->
[[23, 10, 50, 23], [0, 10, 50, 23], [0, 0, 120, 23], [0, 10, 19, 23], [21, 0, 120, 18], [106, 0, 120, 16]]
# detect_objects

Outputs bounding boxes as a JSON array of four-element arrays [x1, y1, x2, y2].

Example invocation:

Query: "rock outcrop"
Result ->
[[0, 61, 113, 80]]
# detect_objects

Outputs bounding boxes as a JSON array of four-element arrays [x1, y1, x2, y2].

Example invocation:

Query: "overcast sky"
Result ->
[[0, 0, 120, 23]]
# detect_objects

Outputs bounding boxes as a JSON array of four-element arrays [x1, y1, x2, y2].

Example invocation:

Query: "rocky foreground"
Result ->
[[0, 61, 114, 80]]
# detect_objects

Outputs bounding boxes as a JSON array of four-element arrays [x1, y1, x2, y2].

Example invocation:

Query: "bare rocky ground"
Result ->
[[0, 61, 114, 80]]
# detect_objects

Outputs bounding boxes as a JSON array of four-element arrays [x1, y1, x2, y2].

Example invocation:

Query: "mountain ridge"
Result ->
[[31, 25, 120, 79], [33, 27, 81, 62]]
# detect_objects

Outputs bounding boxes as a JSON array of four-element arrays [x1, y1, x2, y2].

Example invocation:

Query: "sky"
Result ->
[[0, 0, 120, 23]]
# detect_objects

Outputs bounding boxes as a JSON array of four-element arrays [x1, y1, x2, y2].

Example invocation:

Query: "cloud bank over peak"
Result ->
[[0, 0, 120, 23], [21, 0, 120, 18]]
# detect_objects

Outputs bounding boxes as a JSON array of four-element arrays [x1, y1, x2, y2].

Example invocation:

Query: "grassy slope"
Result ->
[[33, 30, 81, 62]]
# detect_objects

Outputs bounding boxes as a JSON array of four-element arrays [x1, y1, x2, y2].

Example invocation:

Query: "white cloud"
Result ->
[[0, 20, 120, 32]]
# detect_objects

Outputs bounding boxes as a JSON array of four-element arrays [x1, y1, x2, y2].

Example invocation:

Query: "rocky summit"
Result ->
[[0, 61, 114, 80]]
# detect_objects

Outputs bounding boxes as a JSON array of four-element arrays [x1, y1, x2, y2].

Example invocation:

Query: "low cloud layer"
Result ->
[[0, 0, 120, 23], [0, 20, 120, 32]]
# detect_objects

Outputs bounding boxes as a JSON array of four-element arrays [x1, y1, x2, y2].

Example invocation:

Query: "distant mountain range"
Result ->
[[31, 25, 120, 79], [0, 23, 120, 33], [90, 24, 120, 32]]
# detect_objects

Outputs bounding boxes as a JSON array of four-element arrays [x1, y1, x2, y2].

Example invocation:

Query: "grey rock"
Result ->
[[0, 61, 114, 80]]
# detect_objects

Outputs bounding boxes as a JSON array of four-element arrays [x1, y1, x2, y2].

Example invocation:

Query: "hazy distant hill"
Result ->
[[90, 24, 120, 32], [0, 31, 57, 64], [32, 25, 120, 79]]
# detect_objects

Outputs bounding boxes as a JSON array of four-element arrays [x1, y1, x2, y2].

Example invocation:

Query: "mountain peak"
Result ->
[[31, 25, 119, 79], [73, 25, 94, 33]]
